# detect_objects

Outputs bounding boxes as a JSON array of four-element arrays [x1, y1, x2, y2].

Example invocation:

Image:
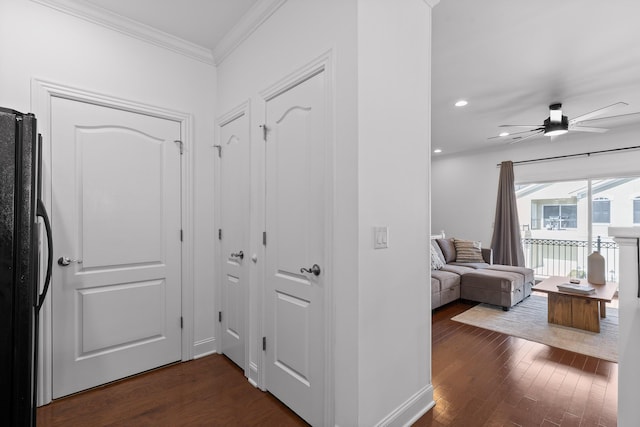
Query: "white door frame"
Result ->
[[30, 78, 195, 406], [214, 100, 252, 377], [258, 51, 335, 425]]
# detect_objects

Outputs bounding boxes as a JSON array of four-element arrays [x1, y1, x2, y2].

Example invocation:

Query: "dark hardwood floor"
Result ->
[[37, 356, 308, 426], [37, 300, 617, 426], [415, 301, 617, 427]]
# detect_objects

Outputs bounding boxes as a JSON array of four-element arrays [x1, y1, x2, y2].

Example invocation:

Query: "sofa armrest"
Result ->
[[482, 248, 493, 264]]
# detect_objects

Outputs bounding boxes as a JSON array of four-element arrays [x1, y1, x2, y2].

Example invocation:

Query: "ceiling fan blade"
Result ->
[[577, 111, 640, 124], [570, 102, 628, 125], [569, 126, 608, 133], [509, 128, 544, 136], [509, 130, 544, 144], [488, 128, 544, 140], [499, 124, 540, 128]]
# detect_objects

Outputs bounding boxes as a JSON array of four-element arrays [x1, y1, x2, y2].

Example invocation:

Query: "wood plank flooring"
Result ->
[[37, 300, 617, 426], [414, 301, 617, 427], [37, 356, 308, 426]]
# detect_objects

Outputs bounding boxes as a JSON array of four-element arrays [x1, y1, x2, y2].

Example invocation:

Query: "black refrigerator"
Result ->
[[0, 107, 52, 426]]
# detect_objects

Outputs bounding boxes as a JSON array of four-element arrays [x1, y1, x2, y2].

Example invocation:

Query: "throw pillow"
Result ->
[[431, 239, 447, 265], [436, 238, 457, 264], [453, 238, 484, 263], [430, 241, 445, 270]]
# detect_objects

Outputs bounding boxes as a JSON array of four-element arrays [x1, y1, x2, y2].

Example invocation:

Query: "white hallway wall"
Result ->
[[0, 0, 217, 368], [217, 0, 434, 425]]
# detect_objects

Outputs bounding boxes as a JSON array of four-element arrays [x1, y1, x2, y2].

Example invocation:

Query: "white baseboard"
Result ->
[[247, 362, 259, 388], [374, 384, 435, 427], [192, 338, 216, 359]]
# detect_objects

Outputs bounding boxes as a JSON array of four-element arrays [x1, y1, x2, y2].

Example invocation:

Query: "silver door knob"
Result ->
[[57, 256, 82, 266], [300, 264, 321, 276]]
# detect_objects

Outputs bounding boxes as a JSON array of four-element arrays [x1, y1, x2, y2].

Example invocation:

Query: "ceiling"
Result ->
[[83, 0, 258, 51], [79, 0, 640, 156], [432, 0, 640, 156]]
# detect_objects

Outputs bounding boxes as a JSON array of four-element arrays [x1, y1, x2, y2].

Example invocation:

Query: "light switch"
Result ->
[[373, 226, 388, 249]]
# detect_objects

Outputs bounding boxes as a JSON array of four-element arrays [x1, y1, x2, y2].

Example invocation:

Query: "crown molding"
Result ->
[[213, 0, 287, 66], [30, 0, 215, 65], [423, 0, 441, 8]]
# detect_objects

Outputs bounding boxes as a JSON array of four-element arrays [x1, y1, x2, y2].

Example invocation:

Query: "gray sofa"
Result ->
[[430, 237, 534, 310]]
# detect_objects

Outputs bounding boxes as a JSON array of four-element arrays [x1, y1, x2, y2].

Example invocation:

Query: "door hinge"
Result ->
[[262, 231, 267, 246], [180, 317, 183, 329], [218, 311, 222, 322], [174, 140, 184, 155], [180, 229, 183, 241], [260, 124, 268, 141], [262, 336, 266, 351], [213, 144, 222, 158], [218, 229, 222, 240]]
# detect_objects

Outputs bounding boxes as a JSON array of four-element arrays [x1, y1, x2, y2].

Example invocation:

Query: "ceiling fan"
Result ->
[[490, 102, 629, 143]]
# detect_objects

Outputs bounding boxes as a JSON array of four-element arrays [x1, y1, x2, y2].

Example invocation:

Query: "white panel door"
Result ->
[[51, 97, 182, 398], [218, 110, 250, 369], [264, 70, 327, 426]]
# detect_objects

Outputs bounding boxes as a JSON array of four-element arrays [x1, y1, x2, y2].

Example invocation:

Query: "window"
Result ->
[[634, 197, 640, 224], [517, 177, 640, 282], [542, 204, 577, 229], [592, 197, 611, 223]]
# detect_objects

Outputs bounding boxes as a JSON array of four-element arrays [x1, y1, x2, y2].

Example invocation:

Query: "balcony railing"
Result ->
[[521, 237, 619, 282]]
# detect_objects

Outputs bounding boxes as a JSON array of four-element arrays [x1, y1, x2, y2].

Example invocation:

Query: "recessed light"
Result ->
[[499, 132, 509, 137], [454, 100, 468, 107], [433, 148, 442, 154]]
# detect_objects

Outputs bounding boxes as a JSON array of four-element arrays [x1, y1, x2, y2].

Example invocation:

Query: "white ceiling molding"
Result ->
[[30, 0, 215, 64], [213, 0, 287, 66], [423, 0, 441, 7]]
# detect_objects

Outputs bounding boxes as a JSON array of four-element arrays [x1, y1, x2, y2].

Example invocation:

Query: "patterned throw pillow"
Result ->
[[430, 241, 445, 270], [453, 238, 484, 263]]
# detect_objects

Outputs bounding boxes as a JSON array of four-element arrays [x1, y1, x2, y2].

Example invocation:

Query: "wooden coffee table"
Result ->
[[532, 276, 618, 333]]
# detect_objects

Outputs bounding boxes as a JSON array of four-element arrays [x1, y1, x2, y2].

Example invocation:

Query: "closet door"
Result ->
[[264, 68, 328, 427], [218, 108, 250, 370]]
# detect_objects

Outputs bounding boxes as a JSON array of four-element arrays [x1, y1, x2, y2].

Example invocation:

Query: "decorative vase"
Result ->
[[587, 251, 606, 285]]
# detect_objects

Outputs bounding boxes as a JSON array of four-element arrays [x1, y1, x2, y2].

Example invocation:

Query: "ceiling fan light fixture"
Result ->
[[543, 114, 569, 136], [549, 103, 563, 123], [544, 128, 568, 137]]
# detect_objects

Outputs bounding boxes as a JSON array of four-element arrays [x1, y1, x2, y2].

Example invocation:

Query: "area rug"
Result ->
[[451, 294, 618, 362]]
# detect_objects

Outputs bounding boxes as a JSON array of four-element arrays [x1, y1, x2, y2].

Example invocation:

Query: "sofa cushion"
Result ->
[[430, 276, 440, 294], [431, 269, 460, 291], [436, 238, 457, 263], [460, 269, 523, 293], [481, 248, 493, 264], [441, 264, 476, 276], [453, 238, 484, 263], [484, 265, 534, 286], [430, 240, 445, 270], [460, 269, 526, 308], [450, 261, 490, 269]]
